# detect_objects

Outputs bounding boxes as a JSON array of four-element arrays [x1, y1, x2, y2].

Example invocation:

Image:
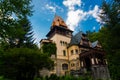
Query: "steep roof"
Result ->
[[69, 31, 83, 45], [51, 15, 68, 29], [91, 40, 98, 48], [69, 31, 102, 49]]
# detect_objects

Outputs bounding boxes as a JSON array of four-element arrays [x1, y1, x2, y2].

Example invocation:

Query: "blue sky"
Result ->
[[29, 0, 109, 45]]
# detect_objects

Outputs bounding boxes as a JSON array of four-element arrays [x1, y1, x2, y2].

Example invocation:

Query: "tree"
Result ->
[[8, 17, 36, 49], [88, 0, 120, 79], [0, 0, 32, 37], [41, 43, 56, 57], [0, 0, 33, 49], [0, 1, 54, 80], [100, 1, 120, 79], [86, 27, 111, 50], [86, 31, 98, 42], [0, 48, 54, 80]]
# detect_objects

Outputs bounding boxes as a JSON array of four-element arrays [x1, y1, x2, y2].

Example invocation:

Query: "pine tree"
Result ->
[[8, 17, 36, 48], [0, 1, 54, 80], [98, 0, 120, 79], [87, 1, 120, 79], [0, 0, 36, 49]]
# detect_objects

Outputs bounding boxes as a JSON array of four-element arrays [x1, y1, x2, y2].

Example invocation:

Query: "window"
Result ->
[[65, 42, 67, 46], [75, 49, 78, 54], [71, 50, 74, 55], [62, 63, 68, 70], [60, 41, 67, 46], [63, 50, 66, 56], [60, 41, 62, 45], [71, 63, 75, 67], [63, 41, 65, 45]]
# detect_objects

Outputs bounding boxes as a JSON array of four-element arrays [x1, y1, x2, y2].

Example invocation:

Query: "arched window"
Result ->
[[62, 63, 68, 70]]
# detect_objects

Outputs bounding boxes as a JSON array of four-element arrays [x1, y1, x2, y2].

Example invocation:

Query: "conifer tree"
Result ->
[[0, 0, 34, 49], [89, 0, 120, 79], [8, 17, 36, 48], [0, 0, 54, 80]]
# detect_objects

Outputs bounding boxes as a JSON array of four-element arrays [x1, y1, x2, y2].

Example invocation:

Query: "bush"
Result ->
[[0, 76, 10, 80], [0, 48, 54, 80], [34, 74, 93, 80]]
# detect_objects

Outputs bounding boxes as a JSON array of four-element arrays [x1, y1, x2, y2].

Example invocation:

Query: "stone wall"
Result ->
[[56, 59, 69, 76], [91, 65, 111, 80]]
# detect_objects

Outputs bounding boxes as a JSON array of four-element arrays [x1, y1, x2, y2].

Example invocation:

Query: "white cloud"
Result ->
[[66, 10, 87, 30], [63, 0, 81, 10], [45, 4, 56, 13], [63, 0, 86, 31], [88, 5, 102, 23], [53, 3, 64, 12], [63, 0, 102, 31], [45, 3, 64, 14]]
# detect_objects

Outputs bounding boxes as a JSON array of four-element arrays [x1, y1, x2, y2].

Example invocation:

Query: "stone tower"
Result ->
[[46, 15, 73, 76]]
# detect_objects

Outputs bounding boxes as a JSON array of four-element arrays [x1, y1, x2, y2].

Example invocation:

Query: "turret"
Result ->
[[46, 15, 73, 39]]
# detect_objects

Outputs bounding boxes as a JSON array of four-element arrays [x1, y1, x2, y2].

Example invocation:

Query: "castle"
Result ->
[[40, 15, 110, 80]]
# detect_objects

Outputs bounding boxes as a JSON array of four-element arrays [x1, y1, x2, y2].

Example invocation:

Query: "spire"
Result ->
[[51, 15, 68, 29]]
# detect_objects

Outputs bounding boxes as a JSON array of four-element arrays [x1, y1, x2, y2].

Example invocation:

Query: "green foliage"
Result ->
[[0, 0, 55, 80], [8, 18, 36, 48], [0, 0, 32, 19], [87, 0, 120, 79], [0, 76, 10, 80], [48, 74, 59, 80], [0, 48, 54, 80], [0, 0, 35, 49], [1, 17, 37, 49], [86, 31, 99, 42], [0, 0, 32, 38], [100, 0, 120, 79], [87, 27, 111, 50], [107, 50, 120, 79], [34, 74, 93, 80], [41, 43, 56, 56], [87, 27, 120, 80]]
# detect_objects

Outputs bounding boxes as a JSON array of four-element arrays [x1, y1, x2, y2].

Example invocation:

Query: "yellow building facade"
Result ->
[[40, 15, 82, 76], [40, 15, 110, 80]]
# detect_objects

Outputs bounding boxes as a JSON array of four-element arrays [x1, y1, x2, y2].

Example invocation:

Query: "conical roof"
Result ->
[[51, 15, 68, 29]]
